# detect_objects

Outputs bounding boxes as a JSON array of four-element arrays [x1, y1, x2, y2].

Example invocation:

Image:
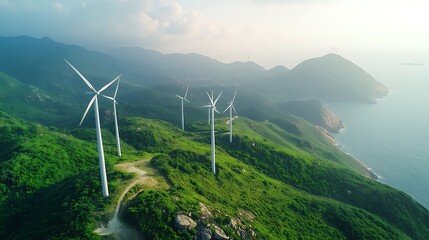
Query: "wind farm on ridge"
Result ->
[[65, 60, 239, 197]]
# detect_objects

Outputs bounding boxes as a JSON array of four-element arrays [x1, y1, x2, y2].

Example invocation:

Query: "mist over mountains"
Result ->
[[0, 35, 387, 130]]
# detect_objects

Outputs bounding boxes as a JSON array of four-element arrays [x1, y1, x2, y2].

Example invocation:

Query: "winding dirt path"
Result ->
[[94, 159, 153, 240]]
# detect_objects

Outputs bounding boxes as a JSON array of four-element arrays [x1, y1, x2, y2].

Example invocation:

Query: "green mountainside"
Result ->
[[280, 99, 344, 132], [1, 112, 428, 239], [1, 35, 426, 239]]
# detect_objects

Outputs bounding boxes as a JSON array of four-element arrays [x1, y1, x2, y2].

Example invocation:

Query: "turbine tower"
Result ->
[[207, 90, 213, 125], [64, 59, 121, 197], [176, 86, 190, 131], [203, 91, 222, 174], [223, 89, 238, 143], [102, 78, 122, 157]]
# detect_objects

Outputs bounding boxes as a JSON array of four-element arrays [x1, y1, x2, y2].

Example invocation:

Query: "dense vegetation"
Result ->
[[1, 106, 428, 239], [0, 36, 427, 239], [0, 112, 133, 239], [119, 116, 429, 239]]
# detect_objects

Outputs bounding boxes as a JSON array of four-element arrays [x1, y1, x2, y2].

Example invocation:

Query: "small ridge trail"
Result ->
[[94, 159, 155, 240]]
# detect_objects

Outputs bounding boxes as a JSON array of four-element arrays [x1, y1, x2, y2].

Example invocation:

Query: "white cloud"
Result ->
[[0, 0, 220, 51], [0, 0, 427, 68]]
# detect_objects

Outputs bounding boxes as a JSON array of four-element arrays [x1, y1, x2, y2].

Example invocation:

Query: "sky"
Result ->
[[0, 0, 428, 69]]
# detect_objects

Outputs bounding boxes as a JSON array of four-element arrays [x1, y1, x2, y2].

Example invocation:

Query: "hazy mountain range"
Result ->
[[0, 35, 387, 130]]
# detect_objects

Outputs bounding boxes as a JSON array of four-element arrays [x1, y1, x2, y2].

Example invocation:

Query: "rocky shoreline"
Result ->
[[317, 126, 380, 181]]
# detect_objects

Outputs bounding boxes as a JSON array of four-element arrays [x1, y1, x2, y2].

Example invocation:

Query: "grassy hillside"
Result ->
[[119, 116, 429, 239], [1, 111, 428, 239], [0, 72, 75, 125], [0, 112, 140, 239]]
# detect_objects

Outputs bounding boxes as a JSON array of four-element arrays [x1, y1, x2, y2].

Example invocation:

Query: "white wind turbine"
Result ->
[[207, 90, 214, 125], [176, 86, 190, 131], [223, 89, 238, 143], [203, 90, 222, 174], [102, 78, 122, 157], [64, 59, 121, 197]]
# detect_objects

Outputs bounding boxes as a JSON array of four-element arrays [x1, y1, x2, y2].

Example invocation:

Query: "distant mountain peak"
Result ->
[[256, 53, 389, 103]]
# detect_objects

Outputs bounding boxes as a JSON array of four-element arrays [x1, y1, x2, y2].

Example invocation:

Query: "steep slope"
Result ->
[[280, 99, 343, 132], [0, 36, 127, 98], [0, 112, 113, 239], [0, 71, 72, 124], [119, 116, 429, 239], [1, 112, 428, 239], [256, 54, 389, 103]]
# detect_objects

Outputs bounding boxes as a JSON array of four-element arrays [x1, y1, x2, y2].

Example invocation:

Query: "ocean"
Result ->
[[327, 64, 429, 209]]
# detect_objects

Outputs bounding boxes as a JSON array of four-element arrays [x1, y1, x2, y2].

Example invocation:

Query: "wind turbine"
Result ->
[[223, 89, 238, 143], [176, 86, 190, 131], [203, 91, 222, 174], [102, 78, 122, 157], [207, 90, 213, 125], [64, 59, 121, 197]]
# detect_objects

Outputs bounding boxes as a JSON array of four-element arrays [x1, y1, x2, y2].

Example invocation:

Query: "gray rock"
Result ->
[[229, 218, 238, 230], [201, 227, 212, 240], [175, 214, 197, 232], [213, 225, 229, 240], [199, 203, 213, 220]]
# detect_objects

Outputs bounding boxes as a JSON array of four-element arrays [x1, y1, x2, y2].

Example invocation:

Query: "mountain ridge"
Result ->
[[254, 53, 389, 103]]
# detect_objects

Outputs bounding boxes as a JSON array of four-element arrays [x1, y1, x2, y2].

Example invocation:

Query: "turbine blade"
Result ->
[[184, 98, 190, 103], [184, 85, 189, 98], [206, 91, 214, 104], [64, 58, 96, 92], [98, 74, 121, 93], [223, 104, 231, 113], [79, 95, 97, 126], [176, 94, 183, 99], [232, 89, 238, 103], [113, 77, 120, 99], [202, 105, 211, 108], [102, 94, 115, 101], [232, 105, 238, 116], [215, 108, 220, 114], [213, 91, 222, 105]]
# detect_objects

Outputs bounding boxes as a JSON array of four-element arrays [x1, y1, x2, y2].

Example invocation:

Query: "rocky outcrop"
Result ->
[[175, 213, 197, 232], [212, 225, 229, 240], [177, 203, 256, 239], [280, 99, 343, 133], [321, 106, 343, 132], [199, 202, 213, 221], [200, 227, 212, 240]]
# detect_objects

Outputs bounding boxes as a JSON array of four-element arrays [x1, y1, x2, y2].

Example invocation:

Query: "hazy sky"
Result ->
[[0, 0, 428, 69]]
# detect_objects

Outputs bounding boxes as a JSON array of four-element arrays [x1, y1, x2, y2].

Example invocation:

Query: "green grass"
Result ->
[[1, 112, 428, 239], [119, 115, 429, 239]]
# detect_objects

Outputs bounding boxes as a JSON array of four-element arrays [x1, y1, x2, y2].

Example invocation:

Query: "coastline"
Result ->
[[346, 152, 381, 181], [319, 125, 380, 181]]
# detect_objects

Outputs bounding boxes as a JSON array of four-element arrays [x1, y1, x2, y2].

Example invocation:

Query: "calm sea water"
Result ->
[[327, 65, 429, 209]]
